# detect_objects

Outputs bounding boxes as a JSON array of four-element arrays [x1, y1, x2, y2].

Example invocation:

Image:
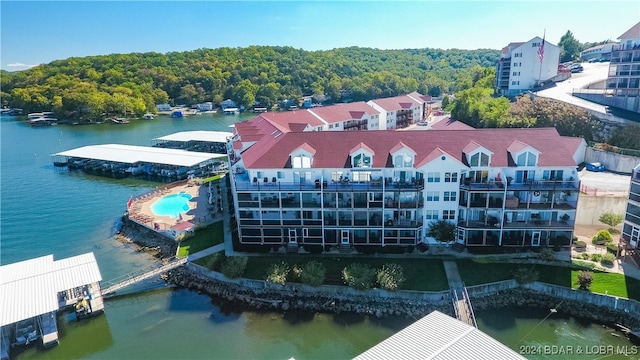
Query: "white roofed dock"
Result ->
[[151, 131, 232, 154]]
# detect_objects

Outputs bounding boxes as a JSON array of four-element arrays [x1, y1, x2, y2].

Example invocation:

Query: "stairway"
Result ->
[[451, 242, 466, 253], [286, 243, 299, 254], [339, 244, 352, 254]]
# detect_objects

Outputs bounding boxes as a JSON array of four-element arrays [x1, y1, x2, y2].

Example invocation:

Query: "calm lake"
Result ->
[[1, 113, 637, 359]]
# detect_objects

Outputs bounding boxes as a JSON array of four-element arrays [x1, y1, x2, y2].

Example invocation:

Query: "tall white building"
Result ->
[[495, 36, 561, 96]]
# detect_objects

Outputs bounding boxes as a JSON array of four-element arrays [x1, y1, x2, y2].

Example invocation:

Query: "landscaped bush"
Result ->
[[592, 230, 613, 245], [300, 261, 326, 287], [572, 260, 596, 270], [342, 263, 376, 290], [577, 270, 593, 290], [590, 253, 603, 262], [606, 243, 618, 255], [376, 263, 406, 291], [580, 253, 591, 260], [205, 252, 225, 271], [573, 240, 587, 249], [221, 256, 248, 279], [265, 261, 290, 285], [513, 267, 539, 284], [538, 248, 556, 261], [600, 253, 616, 266]]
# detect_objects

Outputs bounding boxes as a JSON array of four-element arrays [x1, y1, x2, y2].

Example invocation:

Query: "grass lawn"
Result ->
[[193, 252, 223, 268], [243, 256, 449, 292], [177, 221, 224, 258]]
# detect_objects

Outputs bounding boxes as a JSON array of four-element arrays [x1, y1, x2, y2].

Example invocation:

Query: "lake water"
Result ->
[[1, 113, 638, 359]]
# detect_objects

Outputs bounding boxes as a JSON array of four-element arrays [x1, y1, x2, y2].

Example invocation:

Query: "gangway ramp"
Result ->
[[451, 286, 477, 327], [101, 257, 186, 298]]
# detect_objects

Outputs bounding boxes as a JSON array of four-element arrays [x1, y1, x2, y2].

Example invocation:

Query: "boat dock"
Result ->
[[0, 253, 104, 359], [101, 257, 187, 298]]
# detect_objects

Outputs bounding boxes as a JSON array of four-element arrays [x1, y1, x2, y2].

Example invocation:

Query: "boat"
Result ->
[[171, 110, 183, 118], [29, 117, 58, 127], [110, 118, 129, 124], [143, 113, 155, 120], [222, 107, 239, 115]]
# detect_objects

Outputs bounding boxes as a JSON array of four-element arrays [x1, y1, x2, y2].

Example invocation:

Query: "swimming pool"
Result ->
[[151, 192, 193, 218]]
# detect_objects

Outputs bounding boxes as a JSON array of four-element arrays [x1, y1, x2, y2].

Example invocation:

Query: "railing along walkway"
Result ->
[[101, 257, 187, 298], [451, 286, 477, 327]]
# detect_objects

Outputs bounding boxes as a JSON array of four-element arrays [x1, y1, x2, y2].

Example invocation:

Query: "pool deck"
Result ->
[[127, 179, 217, 231]]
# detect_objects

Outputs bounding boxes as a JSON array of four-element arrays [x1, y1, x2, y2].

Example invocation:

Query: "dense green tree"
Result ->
[[558, 30, 582, 63]]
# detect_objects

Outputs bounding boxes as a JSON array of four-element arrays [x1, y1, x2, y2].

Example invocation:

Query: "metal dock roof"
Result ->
[[0, 253, 103, 327], [355, 311, 525, 360], [52, 144, 226, 167], [153, 131, 233, 143]]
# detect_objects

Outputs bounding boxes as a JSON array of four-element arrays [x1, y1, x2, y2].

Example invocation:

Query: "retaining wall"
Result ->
[[575, 194, 629, 225], [584, 148, 640, 174]]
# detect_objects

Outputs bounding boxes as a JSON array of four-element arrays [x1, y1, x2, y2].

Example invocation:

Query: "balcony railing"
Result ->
[[460, 178, 578, 191]]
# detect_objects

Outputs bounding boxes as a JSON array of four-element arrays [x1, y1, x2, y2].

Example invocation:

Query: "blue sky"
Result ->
[[1, 1, 639, 71]]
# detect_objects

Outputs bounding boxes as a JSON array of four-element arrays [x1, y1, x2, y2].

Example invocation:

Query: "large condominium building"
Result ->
[[228, 124, 585, 253], [622, 163, 640, 249], [495, 36, 561, 96], [606, 22, 640, 113]]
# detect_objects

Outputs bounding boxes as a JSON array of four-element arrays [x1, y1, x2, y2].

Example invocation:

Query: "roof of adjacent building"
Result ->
[[0, 253, 102, 327], [618, 21, 640, 40], [153, 131, 233, 143], [355, 311, 525, 360], [53, 144, 226, 167], [368, 94, 424, 111], [429, 118, 475, 130], [240, 127, 582, 169]]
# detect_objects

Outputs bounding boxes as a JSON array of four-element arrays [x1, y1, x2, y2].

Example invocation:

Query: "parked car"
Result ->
[[570, 64, 584, 73], [586, 162, 605, 172], [417, 121, 428, 126]]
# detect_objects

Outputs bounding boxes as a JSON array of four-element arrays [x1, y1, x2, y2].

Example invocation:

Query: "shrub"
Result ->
[[598, 212, 624, 228], [265, 261, 290, 285], [572, 260, 596, 270], [592, 230, 613, 245], [427, 220, 456, 243], [221, 256, 248, 279], [300, 261, 326, 287], [513, 267, 539, 284], [576, 270, 593, 290], [600, 253, 616, 266], [205, 252, 225, 271], [606, 243, 618, 255], [342, 263, 376, 290], [580, 253, 591, 260], [376, 263, 406, 291], [590, 253, 603, 262], [538, 248, 556, 261], [573, 240, 587, 249]]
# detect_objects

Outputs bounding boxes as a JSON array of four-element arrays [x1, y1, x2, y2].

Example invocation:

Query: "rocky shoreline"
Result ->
[[121, 219, 640, 331]]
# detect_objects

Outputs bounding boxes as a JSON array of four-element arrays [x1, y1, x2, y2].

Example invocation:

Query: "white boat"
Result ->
[[143, 113, 155, 120], [222, 107, 239, 115], [29, 117, 58, 126], [110, 118, 129, 124]]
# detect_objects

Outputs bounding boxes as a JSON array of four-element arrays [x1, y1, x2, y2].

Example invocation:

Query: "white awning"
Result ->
[[153, 131, 233, 143]]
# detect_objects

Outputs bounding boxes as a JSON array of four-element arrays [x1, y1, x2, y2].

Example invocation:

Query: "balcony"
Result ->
[[343, 119, 368, 131]]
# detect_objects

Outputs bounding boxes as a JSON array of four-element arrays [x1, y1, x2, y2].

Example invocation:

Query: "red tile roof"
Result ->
[[369, 95, 422, 111], [309, 102, 380, 124], [430, 118, 474, 130], [241, 128, 581, 169]]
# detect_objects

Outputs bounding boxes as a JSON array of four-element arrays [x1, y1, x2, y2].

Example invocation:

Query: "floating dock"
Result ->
[[0, 253, 104, 359]]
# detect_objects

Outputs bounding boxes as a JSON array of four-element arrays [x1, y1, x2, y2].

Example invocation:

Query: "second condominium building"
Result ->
[[228, 122, 585, 252]]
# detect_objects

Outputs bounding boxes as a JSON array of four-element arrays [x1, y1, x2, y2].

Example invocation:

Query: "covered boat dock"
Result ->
[[0, 253, 104, 359], [151, 131, 232, 154], [51, 144, 227, 180]]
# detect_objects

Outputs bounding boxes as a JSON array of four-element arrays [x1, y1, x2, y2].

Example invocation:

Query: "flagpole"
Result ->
[[538, 29, 546, 86]]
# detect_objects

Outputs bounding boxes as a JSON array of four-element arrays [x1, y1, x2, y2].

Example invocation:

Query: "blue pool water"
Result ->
[[150, 192, 193, 218]]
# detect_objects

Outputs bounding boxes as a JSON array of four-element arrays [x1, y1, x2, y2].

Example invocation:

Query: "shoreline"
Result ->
[[119, 219, 640, 332]]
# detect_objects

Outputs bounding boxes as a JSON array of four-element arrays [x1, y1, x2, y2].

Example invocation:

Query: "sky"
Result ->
[[1, 1, 639, 71]]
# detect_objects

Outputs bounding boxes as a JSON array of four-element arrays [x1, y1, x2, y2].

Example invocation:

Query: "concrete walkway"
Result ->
[[442, 260, 464, 289]]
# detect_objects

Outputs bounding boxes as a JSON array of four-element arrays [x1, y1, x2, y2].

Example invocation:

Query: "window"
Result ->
[[427, 172, 440, 183], [512, 71, 520, 76], [331, 171, 343, 181], [444, 172, 458, 182], [444, 191, 457, 202], [425, 210, 438, 220], [516, 151, 537, 166], [394, 154, 413, 167], [329, 124, 333, 129], [277, 171, 284, 179], [514, 53, 522, 58], [354, 153, 371, 168], [470, 152, 489, 167], [292, 155, 311, 168], [443, 210, 456, 220], [426, 191, 439, 201], [532, 42, 540, 47], [511, 81, 520, 86]]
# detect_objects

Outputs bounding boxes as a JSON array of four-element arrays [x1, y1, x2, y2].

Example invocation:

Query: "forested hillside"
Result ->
[[0, 46, 498, 122]]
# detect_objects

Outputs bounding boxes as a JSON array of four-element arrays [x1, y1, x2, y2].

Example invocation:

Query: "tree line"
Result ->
[[0, 46, 499, 122]]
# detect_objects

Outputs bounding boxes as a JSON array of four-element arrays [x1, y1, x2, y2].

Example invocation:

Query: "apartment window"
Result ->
[[443, 210, 456, 220], [514, 53, 522, 58], [354, 153, 372, 168], [425, 210, 438, 220], [329, 124, 333, 129], [469, 152, 489, 167], [516, 151, 537, 166], [444, 172, 458, 183], [511, 81, 520, 86], [427, 172, 441, 183], [277, 171, 284, 179], [331, 171, 343, 182], [444, 191, 457, 202], [426, 191, 440, 201], [292, 155, 311, 168], [512, 71, 520, 76], [532, 42, 540, 47], [256, 171, 262, 179]]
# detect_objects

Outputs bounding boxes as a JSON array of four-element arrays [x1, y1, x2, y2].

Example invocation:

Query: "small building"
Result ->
[[221, 99, 237, 110], [168, 221, 196, 241], [196, 102, 213, 111], [622, 163, 640, 265], [0, 253, 104, 358], [156, 103, 171, 111], [580, 43, 615, 61], [355, 310, 525, 359], [495, 36, 561, 96]]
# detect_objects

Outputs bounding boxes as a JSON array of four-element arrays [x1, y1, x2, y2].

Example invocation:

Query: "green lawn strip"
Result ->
[[193, 252, 223, 268], [243, 256, 448, 292], [177, 222, 224, 258]]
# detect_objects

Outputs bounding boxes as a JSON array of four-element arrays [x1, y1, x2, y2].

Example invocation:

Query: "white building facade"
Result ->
[[495, 36, 561, 96]]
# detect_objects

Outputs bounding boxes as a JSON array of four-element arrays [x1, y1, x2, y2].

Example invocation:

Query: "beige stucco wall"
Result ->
[[575, 194, 628, 225]]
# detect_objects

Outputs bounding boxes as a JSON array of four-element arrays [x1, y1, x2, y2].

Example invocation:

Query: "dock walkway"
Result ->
[[101, 257, 186, 298], [443, 260, 477, 327]]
